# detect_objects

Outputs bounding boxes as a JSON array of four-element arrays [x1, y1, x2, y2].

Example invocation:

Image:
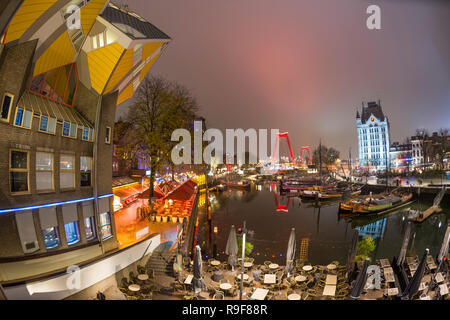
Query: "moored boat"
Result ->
[[339, 191, 414, 216]]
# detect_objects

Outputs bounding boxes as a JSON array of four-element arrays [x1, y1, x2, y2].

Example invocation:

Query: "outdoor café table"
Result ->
[[325, 275, 337, 286], [269, 263, 279, 270], [251, 288, 269, 300], [322, 285, 336, 296], [386, 288, 399, 296], [184, 274, 193, 285], [380, 259, 391, 268], [439, 284, 449, 295], [244, 262, 253, 268], [295, 275, 307, 283], [210, 260, 221, 266], [137, 274, 149, 281], [287, 293, 301, 300], [264, 274, 276, 284], [220, 283, 232, 291], [302, 265, 313, 272], [128, 284, 141, 292], [435, 272, 445, 283], [237, 274, 249, 281], [326, 264, 336, 271]]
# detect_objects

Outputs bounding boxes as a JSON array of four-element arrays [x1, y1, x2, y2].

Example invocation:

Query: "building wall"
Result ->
[[0, 39, 118, 260]]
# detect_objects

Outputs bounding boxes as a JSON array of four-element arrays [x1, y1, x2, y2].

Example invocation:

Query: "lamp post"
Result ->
[[239, 221, 246, 300]]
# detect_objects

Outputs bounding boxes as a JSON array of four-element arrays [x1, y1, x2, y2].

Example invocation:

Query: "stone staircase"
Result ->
[[146, 241, 176, 277]]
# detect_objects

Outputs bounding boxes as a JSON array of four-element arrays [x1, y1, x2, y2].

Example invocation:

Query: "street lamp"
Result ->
[[239, 221, 246, 300]]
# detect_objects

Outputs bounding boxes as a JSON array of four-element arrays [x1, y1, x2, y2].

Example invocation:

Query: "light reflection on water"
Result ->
[[197, 183, 450, 265]]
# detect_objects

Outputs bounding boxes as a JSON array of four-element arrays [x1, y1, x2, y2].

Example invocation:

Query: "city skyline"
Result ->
[[116, 0, 450, 156]]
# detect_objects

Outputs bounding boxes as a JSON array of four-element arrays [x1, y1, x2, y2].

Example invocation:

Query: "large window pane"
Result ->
[[11, 151, 28, 169], [1, 94, 12, 120], [36, 152, 52, 171], [60, 172, 74, 189], [63, 121, 70, 136], [70, 123, 77, 137], [99, 212, 112, 239], [10, 172, 28, 192], [82, 127, 89, 140], [40, 115, 48, 131], [48, 117, 56, 133], [43, 227, 59, 249], [15, 108, 23, 126], [84, 217, 96, 240], [60, 155, 74, 170], [36, 172, 52, 190], [23, 110, 32, 128], [64, 221, 80, 245], [80, 156, 92, 171]]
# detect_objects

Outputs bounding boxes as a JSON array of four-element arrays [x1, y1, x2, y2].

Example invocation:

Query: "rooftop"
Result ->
[[101, 3, 171, 40]]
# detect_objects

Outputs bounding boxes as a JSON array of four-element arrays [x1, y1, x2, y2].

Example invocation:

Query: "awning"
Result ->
[[17, 91, 93, 130], [138, 186, 164, 199], [163, 179, 197, 201], [113, 183, 148, 201]]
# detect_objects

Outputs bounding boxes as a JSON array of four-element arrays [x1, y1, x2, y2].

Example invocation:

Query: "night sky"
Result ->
[[116, 0, 450, 157]]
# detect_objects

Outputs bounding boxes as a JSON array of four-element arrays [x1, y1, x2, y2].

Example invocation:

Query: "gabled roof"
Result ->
[[361, 101, 386, 124], [101, 5, 171, 40]]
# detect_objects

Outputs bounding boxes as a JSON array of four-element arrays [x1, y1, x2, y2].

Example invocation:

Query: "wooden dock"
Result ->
[[413, 206, 443, 223]]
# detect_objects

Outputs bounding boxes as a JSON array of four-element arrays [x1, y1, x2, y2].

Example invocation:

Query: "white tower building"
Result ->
[[356, 101, 390, 169]]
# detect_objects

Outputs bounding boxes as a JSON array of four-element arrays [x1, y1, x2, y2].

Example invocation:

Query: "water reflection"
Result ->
[[198, 183, 450, 266]]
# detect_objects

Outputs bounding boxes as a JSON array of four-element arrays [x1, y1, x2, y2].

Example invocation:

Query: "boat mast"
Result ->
[[349, 147, 352, 184], [319, 138, 322, 184]]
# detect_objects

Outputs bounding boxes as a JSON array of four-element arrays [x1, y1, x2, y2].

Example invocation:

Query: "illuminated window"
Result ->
[[39, 115, 56, 133], [99, 212, 112, 239], [60, 154, 75, 189], [10, 150, 29, 193], [14, 107, 32, 129], [36, 152, 54, 191], [82, 126, 94, 141], [63, 121, 77, 138], [64, 221, 80, 245], [80, 156, 92, 187], [84, 216, 96, 240], [1, 93, 14, 122], [43, 227, 59, 249]]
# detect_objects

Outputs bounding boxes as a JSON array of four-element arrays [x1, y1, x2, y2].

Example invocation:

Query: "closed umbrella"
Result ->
[[226, 225, 239, 271], [401, 249, 429, 300], [192, 245, 205, 294], [349, 259, 369, 300], [285, 228, 296, 277]]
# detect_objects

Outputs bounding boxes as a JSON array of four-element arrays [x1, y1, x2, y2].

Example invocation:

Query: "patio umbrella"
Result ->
[[192, 245, 205, 294], [401, 248, 429, 300], [349, 259, 369, 300], [225, 225, 239, 271], [285, 228, 296, 277]]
